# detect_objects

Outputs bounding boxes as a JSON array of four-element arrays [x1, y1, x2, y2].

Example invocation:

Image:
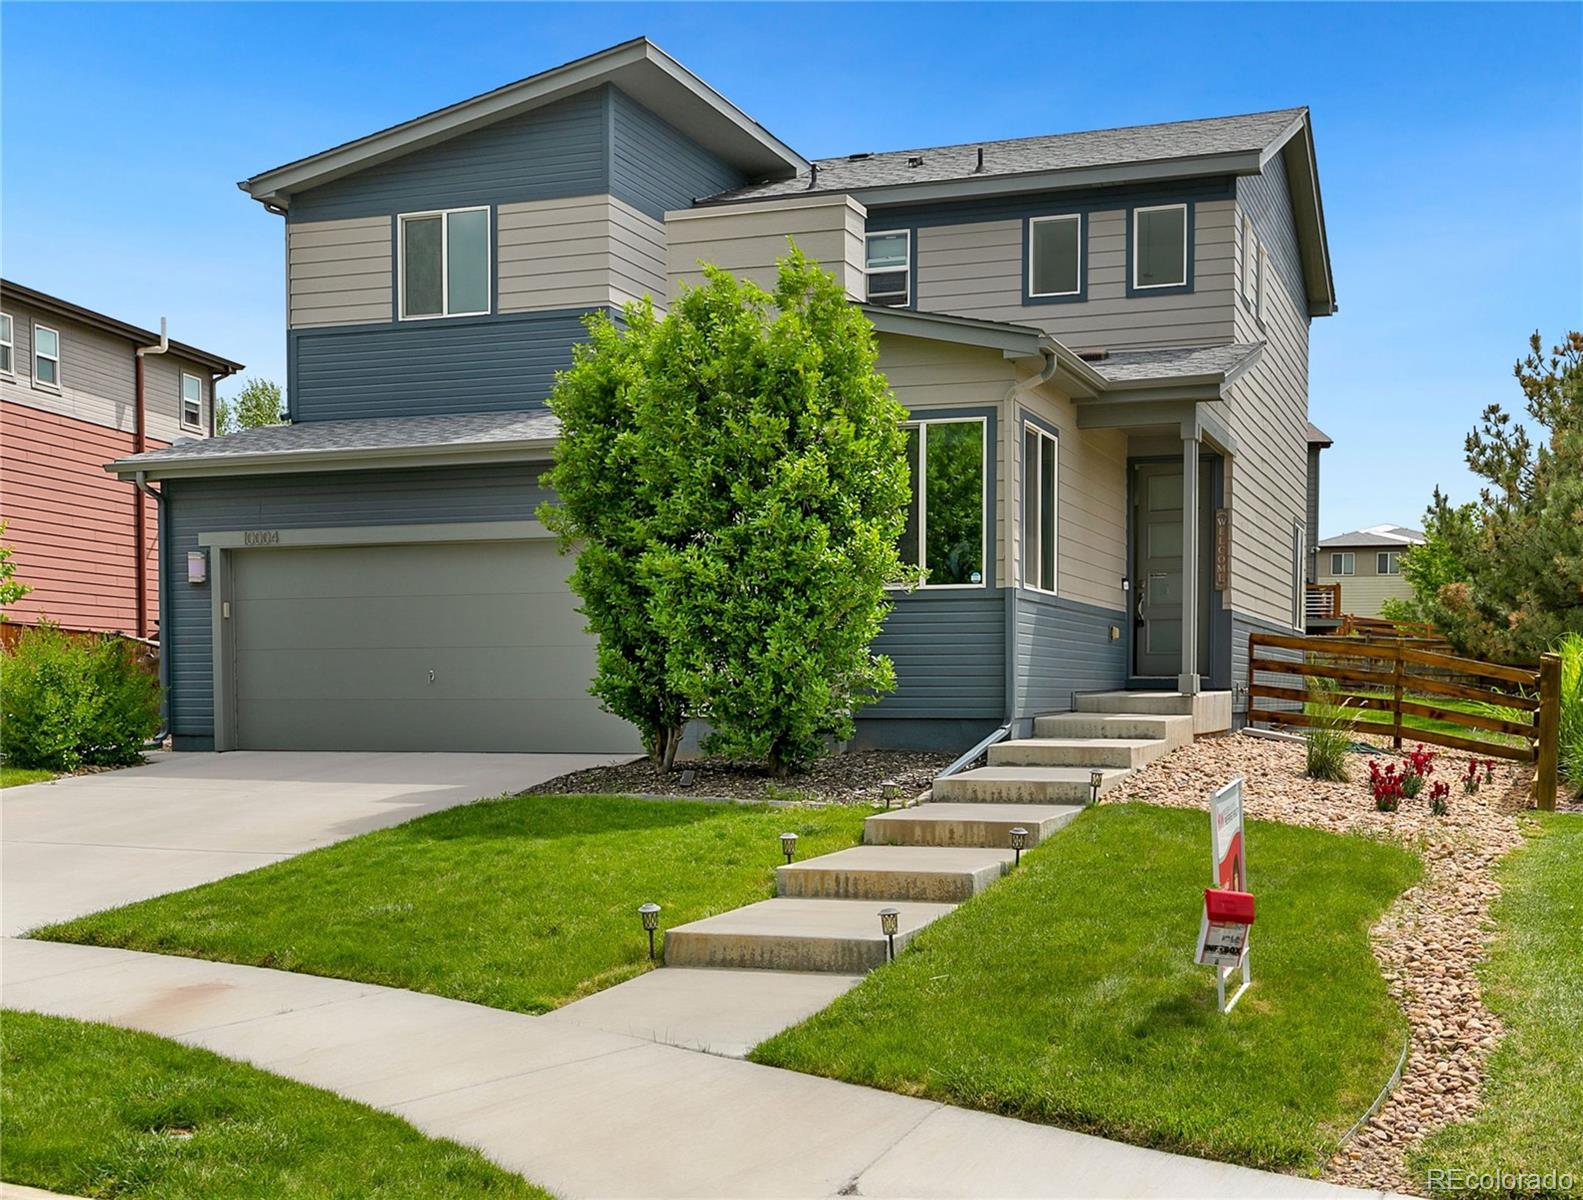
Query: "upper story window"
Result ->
[[1331, 551, 1355, 576], [1022, 422, 1058, 593], [1132, 203, 1188, 290], [181, 372, 204, 431], [0, 313, 12, 375], [1028, 215, 1082, 300], [399, 207, 490, 320], [865, 231, 911, 307], [900, 417, 986, 587], [32, 324, 60, 389], [1378, 550, 1403, 575], [1242, 216, 1260, 306]]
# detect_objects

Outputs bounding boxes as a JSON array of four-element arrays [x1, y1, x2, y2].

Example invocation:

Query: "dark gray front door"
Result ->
[[1133, 463, 1185, 677]]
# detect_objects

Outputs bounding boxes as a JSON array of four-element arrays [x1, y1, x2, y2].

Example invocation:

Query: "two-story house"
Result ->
[[1316, 524, 1425, 619], [107, 37, 1335, 755], [2, 280, 241, 640]]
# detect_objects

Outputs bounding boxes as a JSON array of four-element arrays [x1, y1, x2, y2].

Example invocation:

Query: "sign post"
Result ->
[[1196, 777, 1252, 1013]]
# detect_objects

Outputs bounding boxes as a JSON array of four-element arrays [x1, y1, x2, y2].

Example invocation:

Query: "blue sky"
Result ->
[[3, 2, 1579, 536]]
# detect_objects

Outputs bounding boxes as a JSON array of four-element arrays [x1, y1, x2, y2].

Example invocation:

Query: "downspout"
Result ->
[[133, 319, 170, 641], [133, 469, 170, 745]]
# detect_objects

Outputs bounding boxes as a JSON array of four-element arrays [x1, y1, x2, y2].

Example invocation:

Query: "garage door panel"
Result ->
[[229, 539, 638, 753], [233, 592, 590, 652], [237, 699, 635, 754], [235, 644, 604, 702]]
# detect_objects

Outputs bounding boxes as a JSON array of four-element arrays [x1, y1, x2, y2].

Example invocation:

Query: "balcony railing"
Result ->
[[1304, 582, 1342, 621]]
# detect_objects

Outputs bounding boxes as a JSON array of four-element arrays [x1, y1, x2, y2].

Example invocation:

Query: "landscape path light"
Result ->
[[1009, 826, 1028, 867], [638, 902, 661, 961], [780, 832, 798, 865], [1088, 769, 1105, 806], [879, 907, 900, 962], [881, 779, 900, 809]]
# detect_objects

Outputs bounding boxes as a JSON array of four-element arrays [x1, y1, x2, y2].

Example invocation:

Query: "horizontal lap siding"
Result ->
[[869, 592, 1005, 719], [288, 309, 601, 421], [164, 464, 553, 740], [1015, 593, 1127, 716], [288, 216, 393, 328], [609, 87, 746, 221], [1, 301, 135, 432], [609, 198, 668, 308], [496, 196, 666, 313], [1233, 609, 1303, 718], [0, 401, 160, 633]]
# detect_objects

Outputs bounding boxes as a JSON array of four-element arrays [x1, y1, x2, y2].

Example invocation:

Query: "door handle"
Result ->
[[1135, 580, 1147, 622], [428, 669, 436, 684]]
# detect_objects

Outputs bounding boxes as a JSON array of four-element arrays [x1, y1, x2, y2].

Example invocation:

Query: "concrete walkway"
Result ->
[[1, 750, 624, 935], [2, 938, 1384, 1199]]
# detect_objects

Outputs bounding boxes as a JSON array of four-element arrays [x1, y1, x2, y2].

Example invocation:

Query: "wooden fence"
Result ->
[[1247, 631, 1562, 810]]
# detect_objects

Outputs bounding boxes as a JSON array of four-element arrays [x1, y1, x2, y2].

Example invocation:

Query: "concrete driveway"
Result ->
[[1, 750, 625, 935]]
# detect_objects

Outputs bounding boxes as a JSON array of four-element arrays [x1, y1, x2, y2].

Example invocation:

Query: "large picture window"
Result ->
[[400, 207, 490, 319], [900, 418, 986, 587], [1022, 422, 1058, 592], [1028, 214, 1081, 299], [1133, 203, 1188, 290]]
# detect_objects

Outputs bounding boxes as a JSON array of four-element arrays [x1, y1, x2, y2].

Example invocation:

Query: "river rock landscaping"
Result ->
[[1109, 730, 1529, 1195]]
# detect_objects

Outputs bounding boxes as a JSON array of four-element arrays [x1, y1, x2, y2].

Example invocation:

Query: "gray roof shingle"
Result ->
[[705, 108, 1307, 204], [1090, 343, 1264, 386], [1318, 526, 1425, 549], [112, 409, 561, 469]]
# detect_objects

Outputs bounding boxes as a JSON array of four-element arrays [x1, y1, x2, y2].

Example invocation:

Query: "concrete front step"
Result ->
[[664, 898, 955, 973], [1074, 689, 1233, 734], [777, 845, 1013, 903], [988, 736, 1168, 769], [1032, 711, 1194, 748], [931, 765, 1128, 804], [864, 802, 1084, 849]]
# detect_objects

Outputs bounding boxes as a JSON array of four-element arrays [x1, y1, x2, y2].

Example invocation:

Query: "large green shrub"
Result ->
[[1555, 632, 1583, 796], [1, 624, 161, 771]]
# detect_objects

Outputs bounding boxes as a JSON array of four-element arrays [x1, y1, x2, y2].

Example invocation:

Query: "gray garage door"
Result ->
[[230, 539, 640, 753]]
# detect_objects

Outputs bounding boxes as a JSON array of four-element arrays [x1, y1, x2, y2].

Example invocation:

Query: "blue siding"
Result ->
[[608, 87, 747, 220], [1236, 151, 1307, 317], [1014, 592, 1128, 716], [289, 90, 609, 222], [289, 309, 602, 422], [868, 591, 1005, 720], [163, 465, 553, 746], [1231, 608, 1301, 721]]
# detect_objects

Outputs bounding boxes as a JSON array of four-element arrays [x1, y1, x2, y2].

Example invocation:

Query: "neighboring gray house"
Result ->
[[109, 37, 1336, 753], [1316, 524, 1425, 619]]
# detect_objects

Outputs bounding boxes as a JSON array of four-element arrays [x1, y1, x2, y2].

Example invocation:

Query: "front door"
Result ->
[[1133, 463, 1186, 677]]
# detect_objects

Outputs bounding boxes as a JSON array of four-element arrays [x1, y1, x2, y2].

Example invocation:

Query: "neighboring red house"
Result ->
[[0, 280, 242, 638]]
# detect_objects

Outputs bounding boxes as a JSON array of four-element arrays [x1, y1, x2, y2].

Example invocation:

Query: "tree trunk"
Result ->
[[660, 725, 681, 773]]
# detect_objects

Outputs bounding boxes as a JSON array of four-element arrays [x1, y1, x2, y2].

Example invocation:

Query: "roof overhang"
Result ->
[[0, 279, 243, 375], [107, 436, 558, 482], [861, 305, 1106, 399], [1271, 116, 1338, 317], [239, 38, 807, 209]]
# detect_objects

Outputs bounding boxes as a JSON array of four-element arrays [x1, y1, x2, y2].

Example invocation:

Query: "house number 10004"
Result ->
[[243, 530, 281, 546]]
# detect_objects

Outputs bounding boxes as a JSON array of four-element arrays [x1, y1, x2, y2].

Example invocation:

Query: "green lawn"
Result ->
[[35, 794, 869, 1013], [0, 1010, 548, 1199], [1, 766, 55, 788], [751, 803, 1421, 1173], [1409, 813, 1583, 1196]]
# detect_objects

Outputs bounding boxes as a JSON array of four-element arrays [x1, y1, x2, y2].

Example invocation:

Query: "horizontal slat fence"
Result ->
[[1246, 632, 1561, 810]]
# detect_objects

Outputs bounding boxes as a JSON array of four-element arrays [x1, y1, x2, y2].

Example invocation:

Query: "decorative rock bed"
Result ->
[[1109, 731, 1530, 1195]]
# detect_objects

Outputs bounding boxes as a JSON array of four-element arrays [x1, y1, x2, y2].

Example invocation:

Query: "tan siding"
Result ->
[[912, 200, 1237, 350], [287, 215, 392, 328], [608, 196, 667, 309], [1223, 198, 1309, 627], [0, 300, 136, 432], [1314, 572, 1415, 618], [142, 353, 213, 442], [496, 195, 668, 314], [666, 194, 866, 301]]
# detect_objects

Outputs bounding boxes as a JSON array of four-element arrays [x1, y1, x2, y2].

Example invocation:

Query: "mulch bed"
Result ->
[[1111, 731, 1533, 1195], [526, 749, 954, 807]]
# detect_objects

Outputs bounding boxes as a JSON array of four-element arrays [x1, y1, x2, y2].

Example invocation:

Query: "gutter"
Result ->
[[103, 434, 561, 482], [132, 319, 170, 640], [132, 470, 170, 746]]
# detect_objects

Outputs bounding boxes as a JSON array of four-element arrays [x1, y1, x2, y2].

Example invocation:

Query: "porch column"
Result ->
[[1179, 429, 1201, 695]]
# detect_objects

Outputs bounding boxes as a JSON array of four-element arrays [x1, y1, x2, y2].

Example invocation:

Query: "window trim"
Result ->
[[903, 415, 989, 590], [1241, 215, 1260, 307], [865, 229, 913, 307], [1021, 420, 1059, 595], [180, 371, 204, 432], [1330, 551, 1355, 576], [397, 205, 492, 321], [0, 312, 13, 378], [1025, 213, 1084, 302], [32, 323, 60, 391], [1129, 202, 1191, 293], [1292, 520, 1306, 631], [1377, 550, 1402, 575]]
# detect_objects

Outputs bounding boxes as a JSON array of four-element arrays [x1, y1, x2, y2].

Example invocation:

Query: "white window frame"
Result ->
[[1241, 215, 1260, 305], [1027, 214, 1082, 299], [1292, 520, 1306, 631], [1256, 245, 1268, 324], [1331, 551, 1355, 576], [1378, 550, 1402, 575], [32, 323, 60, 391], [864, 230, 911, 305], [397, 205, 492, 321], [903, 415, 988, 590], [180, 371, 204, 431], [1132, 203, 1189, 291], [1021, 420, 1059, 594], [0, 313, 13, 377]]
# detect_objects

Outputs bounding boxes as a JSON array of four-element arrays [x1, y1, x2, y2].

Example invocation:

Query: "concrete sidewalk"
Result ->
[[2, 938, 1386, 1200]]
